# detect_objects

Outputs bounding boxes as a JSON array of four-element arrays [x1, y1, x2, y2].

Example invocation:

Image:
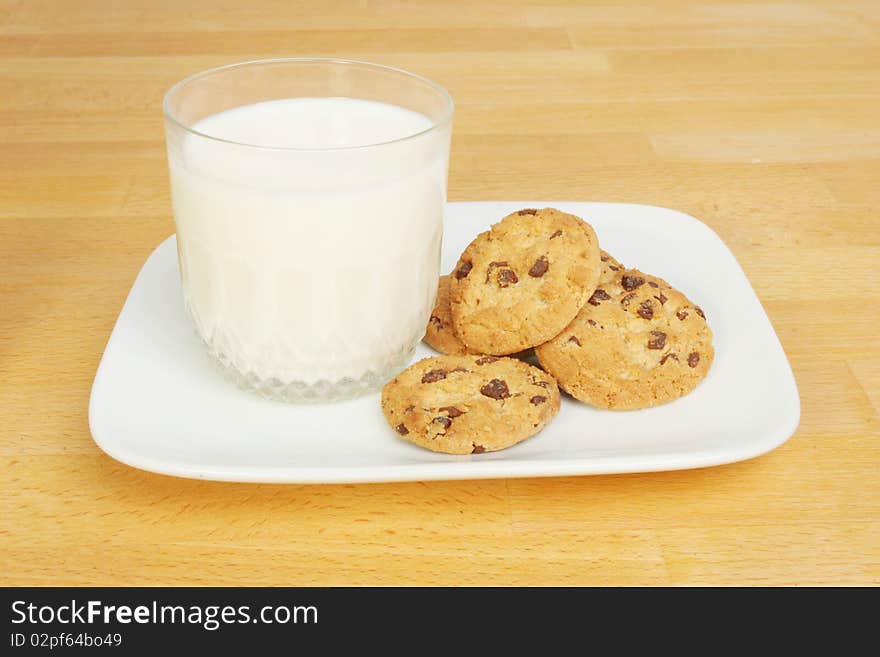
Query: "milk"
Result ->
[[167, 98, 449, 390]]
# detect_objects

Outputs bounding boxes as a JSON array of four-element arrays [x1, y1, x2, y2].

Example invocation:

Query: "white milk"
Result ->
[[167, 98, 448, 389]]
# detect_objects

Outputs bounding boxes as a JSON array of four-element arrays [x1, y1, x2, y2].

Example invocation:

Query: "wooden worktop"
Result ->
[[1, 0, 878, 585]]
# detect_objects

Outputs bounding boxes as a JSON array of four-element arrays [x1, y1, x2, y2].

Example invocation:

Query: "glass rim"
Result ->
[[162, 57, 454, 152]]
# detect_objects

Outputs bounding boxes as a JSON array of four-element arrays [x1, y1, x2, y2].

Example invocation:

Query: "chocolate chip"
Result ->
[[550, 230, 563, 239], [497, 268, 519, 287], [429, 315, 444, 327], [530, 395, 547, 405], [648, 281, 659, 288], [609, 265, 619, 271], [517, 208, 537, 215], [660, 353, 679, 365], [677, 309, 689, 321], [455, 261, 472, 279], [620, 292, 636, 308], [480, 378, 510, 400], [695, 306, 706, 319], [475, 356, 498, 366], [647, 331, 667, 350], [485, 261, 508, 282], [587, 319, 597, 326], [655, 293, 668, 305], [421, 369, 448, 383], [487, 261, 518, 287], [688, 352, 700, 368], [638, 300, 654, 320], [395, 424, 409, 435], [471, 444, 486, 454], [439, 406, 464, 418], [600, 255, 609, 262], [621, 275, 645, 291], [588, 289, 610, 306], [433, 416, 452, 429], [528, 256, 549, 278], [568, 335, 581, 346]]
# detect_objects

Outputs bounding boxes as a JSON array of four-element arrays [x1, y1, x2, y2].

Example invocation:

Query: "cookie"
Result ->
[[535, 268, 713, 410], [381, 354, 561, 454], [423, 275, 476, 355], [450, 208, 602, 355]]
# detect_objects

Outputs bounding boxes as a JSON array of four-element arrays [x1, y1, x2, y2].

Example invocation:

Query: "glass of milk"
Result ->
[[163, 59, 453, 402]]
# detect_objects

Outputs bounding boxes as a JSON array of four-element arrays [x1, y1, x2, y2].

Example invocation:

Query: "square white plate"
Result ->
[[89, 202, 799, 483]]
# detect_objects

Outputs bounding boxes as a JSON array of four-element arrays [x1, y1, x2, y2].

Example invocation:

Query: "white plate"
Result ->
[[89, 202, 799, 483]]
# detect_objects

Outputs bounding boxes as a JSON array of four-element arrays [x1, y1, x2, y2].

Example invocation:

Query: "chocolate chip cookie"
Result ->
[[423, 275, 476, 355], [535, 268, 713, 410], [381, 354, 560, 454], [449, 208, 602, 355]]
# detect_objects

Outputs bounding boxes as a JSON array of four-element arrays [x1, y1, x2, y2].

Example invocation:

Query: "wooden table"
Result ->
[[2, 0, 878, 586]]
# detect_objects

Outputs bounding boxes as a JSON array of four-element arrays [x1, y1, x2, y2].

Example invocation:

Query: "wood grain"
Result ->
[[1, 0, 878, 586]]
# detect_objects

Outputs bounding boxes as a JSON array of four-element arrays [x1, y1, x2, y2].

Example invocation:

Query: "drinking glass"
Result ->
[[163, 59, 453, 402]]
